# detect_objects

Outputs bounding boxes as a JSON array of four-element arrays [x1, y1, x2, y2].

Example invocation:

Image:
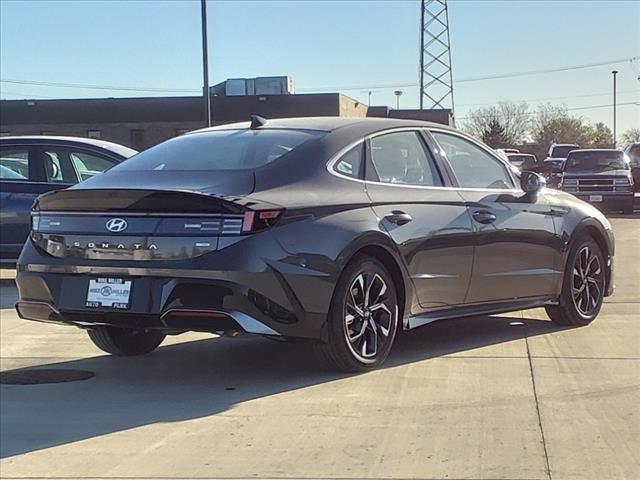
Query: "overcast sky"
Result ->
[[1, 0, 638, 134]]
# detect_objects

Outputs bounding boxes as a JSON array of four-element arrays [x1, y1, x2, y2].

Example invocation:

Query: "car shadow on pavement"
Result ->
[[0, 314, 572, 459]]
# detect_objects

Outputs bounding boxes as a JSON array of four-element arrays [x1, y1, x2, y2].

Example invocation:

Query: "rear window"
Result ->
[[550, 145, 577, 158], [114, 129, 320, 171], [507, 154, 535, 166], [564, 151, 628, 172]]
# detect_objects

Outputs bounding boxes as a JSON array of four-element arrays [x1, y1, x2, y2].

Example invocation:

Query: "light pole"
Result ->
[[394, 90, 403, 110], [201, 0, 211, 127], [368, 91, 372, 105], [612, 70, 618, 148]]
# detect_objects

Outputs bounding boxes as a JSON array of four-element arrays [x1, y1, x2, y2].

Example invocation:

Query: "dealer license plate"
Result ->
[[86, 278, 132, 309]]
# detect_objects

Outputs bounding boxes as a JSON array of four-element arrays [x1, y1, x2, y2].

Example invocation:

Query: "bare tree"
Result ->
[[620, 128, 640, 146], [531, 104, 592, 158], [463, 101, 530, 147]]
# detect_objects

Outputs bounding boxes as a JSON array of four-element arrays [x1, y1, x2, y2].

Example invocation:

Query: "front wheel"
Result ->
[[316, 255, 399, 372], [545, 237, 605, 326], [88, 327, 165, 356]]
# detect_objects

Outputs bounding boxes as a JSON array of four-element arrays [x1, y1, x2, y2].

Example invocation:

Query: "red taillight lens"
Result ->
[[242, 209, 283, 233]]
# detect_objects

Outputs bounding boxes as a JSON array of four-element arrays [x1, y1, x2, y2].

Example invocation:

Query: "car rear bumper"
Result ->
[[15, 234, 335, 340]]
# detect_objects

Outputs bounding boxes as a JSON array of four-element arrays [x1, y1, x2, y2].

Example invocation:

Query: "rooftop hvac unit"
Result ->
[[222, 76, 294, 97]]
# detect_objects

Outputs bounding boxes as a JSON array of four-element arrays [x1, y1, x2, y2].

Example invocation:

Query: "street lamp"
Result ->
[[394, 90, 403, 110], [612, 70, 618, 148], [201, 0, 211, 127]]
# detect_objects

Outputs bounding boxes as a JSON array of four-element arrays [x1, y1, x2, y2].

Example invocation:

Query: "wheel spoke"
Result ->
[[348, 319, 367, 342]]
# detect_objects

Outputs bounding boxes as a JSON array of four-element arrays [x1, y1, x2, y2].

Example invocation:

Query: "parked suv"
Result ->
[[623, 143, 640, 192], [559, 149, 634, 213], [544, 143, 579, 187], [15, 118, 615, 372], [0, 136, 137, 266]]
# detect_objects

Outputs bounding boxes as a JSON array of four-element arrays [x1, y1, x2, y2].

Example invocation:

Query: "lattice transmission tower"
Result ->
[[419, 0, 455, 115]]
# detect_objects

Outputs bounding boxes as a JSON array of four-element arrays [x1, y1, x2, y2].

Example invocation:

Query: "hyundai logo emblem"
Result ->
[[105, 218, 128, 233]]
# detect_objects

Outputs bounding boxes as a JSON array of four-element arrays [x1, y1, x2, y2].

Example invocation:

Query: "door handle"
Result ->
[[472, 210, 496, 224], [384, 211, 413, 226]]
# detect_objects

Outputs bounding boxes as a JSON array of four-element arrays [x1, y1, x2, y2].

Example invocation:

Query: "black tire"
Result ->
[[315, 254, 399, 372], [87, 327, 165, 356], [545, 236, 606, 326]]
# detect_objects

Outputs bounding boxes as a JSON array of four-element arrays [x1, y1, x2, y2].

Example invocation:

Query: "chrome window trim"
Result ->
[[326, 126, 523, 194]]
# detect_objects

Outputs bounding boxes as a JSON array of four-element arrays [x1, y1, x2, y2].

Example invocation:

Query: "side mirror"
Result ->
[[520, 170, 546, 194]]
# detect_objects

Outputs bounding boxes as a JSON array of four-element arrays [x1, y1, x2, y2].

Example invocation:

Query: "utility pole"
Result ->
[[201, 0, 211, 127], [612, 70, 618, 148]]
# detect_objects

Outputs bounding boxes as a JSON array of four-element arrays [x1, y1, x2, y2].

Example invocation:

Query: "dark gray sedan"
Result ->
[[14, 118, 615, 372]]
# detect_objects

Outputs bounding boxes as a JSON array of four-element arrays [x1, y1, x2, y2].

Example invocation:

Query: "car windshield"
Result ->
[[564, 151, 628, 172], [113, 129, 321, 171], [550, 146, 577, 158]]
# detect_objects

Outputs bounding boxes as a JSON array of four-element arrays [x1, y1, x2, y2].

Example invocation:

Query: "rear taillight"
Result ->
[[241, 209, 284, 233]]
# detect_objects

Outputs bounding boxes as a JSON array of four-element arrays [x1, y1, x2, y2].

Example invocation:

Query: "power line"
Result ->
[[297, 56, 639, 92], [1, 56, 637, 95], [456, 100, 638, 121], [0, 90, 58, 99], [0, 78, 199, 93], [456, 89, 639, 108]]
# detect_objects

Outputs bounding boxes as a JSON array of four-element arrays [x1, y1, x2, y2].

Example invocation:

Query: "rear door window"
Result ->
[[39, 148, 117, 184], [369, 131, 443, 186], [69, 152, 117, 181]]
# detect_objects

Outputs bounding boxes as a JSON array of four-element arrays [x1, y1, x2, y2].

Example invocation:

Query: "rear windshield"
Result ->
[[550, 146, 577, 158], [114, 129, 320, 171], [507, 154, 535, 165], [564, 151, 628, 172]]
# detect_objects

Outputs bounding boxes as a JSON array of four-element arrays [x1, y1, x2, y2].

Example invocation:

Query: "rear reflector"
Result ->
[[242, 211, 256, 232], [242, 209, 283, 233], [162, 309, 230, 319]]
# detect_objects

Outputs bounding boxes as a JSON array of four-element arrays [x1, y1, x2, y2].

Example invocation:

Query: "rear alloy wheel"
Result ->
[[546, 237, 605, 326], [316, 255, 398, 372], [87, 327, 165, 356]]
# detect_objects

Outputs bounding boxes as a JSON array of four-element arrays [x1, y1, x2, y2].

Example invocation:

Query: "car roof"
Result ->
[[0, 135, 137, 158], [190, 116, 453, 135], [568, 148, 622, 154]]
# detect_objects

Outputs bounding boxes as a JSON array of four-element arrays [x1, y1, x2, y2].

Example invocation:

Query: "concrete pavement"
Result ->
[[1, 215, 638, 480]]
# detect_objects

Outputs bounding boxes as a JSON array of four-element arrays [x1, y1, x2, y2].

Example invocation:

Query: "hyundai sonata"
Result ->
[[15, 117, 615, 372]]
